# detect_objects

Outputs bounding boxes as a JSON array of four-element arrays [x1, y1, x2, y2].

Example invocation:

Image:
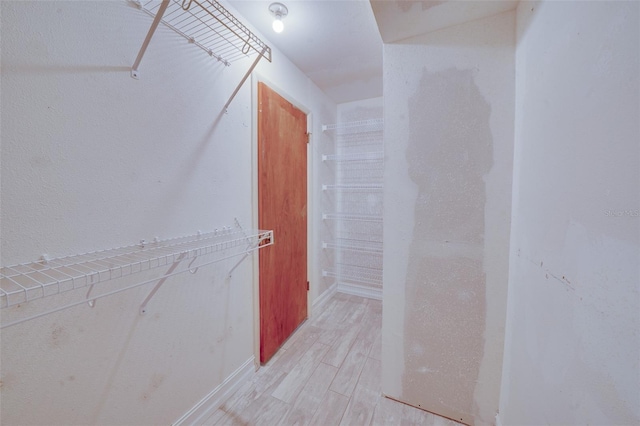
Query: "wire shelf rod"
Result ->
[[333, 237, 384, 245], [133, 0, 271, 72], [322, 242, 383, 254], [322, 152, 384, 162], [0, 228, 273, 309], [322, 213, 383, 223], [322, 119, 384, 135], [1, 241, 269, 329], [322, 184, 383, 191]]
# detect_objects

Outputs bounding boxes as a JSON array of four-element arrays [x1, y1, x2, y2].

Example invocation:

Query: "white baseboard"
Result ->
[[173, 356, 255, 426], [495, 412, 503, 426], [312, 283, 337, 316], [337, 282, 382, 300]]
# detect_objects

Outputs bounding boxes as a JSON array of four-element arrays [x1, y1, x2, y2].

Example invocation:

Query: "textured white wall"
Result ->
[[499, 1, 640, 424], [382, 11, 514, 425], [337, 97, 383, 122], [0, 1, 335, 424]]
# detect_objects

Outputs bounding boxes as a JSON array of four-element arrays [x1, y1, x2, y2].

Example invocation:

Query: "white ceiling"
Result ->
[[227, 1, 518, 105], [228, 0, 383, 104], [370, 0, 518, 43]]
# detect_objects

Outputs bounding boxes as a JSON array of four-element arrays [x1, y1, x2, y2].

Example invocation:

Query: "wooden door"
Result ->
[[258, 82, 308, 364]]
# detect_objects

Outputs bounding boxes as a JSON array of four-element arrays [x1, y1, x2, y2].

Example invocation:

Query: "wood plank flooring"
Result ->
[[201, 293, 461, 426]]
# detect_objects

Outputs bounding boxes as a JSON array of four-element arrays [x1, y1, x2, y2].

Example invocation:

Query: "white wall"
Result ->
[[382, 11, 515, 425], [0, 1, 335, 424], [337, 97, 383, 122], [499, 1, 640, 424]]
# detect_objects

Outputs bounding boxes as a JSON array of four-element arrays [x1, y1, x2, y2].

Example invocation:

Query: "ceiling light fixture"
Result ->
[[269, 2, 288, 34]]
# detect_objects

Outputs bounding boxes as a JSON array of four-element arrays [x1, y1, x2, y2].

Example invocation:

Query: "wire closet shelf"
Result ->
[[134, 0, 271, 66], [321, 118, 384, 137], [131, 0, 272, 111], [0, 228, 273, 310]]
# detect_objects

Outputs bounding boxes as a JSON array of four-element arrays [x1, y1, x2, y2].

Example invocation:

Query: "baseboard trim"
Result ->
[[495, 412, 503, 426], [173, 356, 255, 426], [337, 282, 382, 300], [312, 283, 337, 316]]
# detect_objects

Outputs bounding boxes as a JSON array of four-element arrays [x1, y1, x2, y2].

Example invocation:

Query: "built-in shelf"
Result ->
[[0, 227, 273, 310], [322, 119, 384, 137], [322, 184, 382, 191], [322, 213, 383, 223], [323, 241, 383, 254], [321, 117, 384, 296], [322, 152, 384, 162]]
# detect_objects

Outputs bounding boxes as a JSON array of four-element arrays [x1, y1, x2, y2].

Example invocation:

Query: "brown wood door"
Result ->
[[258, 82, 308, 364]]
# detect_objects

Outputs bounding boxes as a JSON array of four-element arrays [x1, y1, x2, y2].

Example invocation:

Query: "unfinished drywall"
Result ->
[[499, 1, 640, 424], [403, 66, 491, 423], [382, 11, 514, 425], [0, 1, 335, 424]]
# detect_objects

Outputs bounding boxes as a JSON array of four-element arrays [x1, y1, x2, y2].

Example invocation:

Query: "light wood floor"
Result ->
[[200, 292, 460, 426]]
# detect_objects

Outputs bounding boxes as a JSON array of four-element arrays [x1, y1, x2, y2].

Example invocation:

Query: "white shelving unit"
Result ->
[[323, 240, 383, 254], [322, 184, 383, 191], [131, 0, 271, 111], [322, 264, 382, 287], [322, 119, 384, 136], [322, 152, 384, 162], [321, 118, 384, 299], [0, 226, 273, 327], [322, 213, 383, 222]]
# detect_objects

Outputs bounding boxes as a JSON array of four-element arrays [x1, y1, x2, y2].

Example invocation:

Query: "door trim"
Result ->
[[250, 72, 313, 367]]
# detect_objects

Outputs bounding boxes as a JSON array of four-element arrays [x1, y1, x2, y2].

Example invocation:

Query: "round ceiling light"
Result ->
[[269, 2, 288, 33]]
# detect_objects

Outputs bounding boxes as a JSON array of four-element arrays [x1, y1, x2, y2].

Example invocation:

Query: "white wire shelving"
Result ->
[[131, 0, 271, 111], [134, 0, 271, 66], [322, 240, 383, 254], [322, 213, 383, 223], [0, 227, 273, 317], [321, 118, 384, 297], [322, 151, 384, 162], [322, 119, 384, 137], [322, 184, 382, 191]]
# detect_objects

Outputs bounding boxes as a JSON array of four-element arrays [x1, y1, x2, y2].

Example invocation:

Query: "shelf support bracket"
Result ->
[[139, 252, 187, 315], [223, 46, 267, 113], [227, 231, 272, 278], [131, 0, 170, 79]]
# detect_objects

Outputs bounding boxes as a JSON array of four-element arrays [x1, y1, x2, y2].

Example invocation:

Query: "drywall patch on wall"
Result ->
[[382, 10, 514, 424], [402, 67, 492, 424]]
